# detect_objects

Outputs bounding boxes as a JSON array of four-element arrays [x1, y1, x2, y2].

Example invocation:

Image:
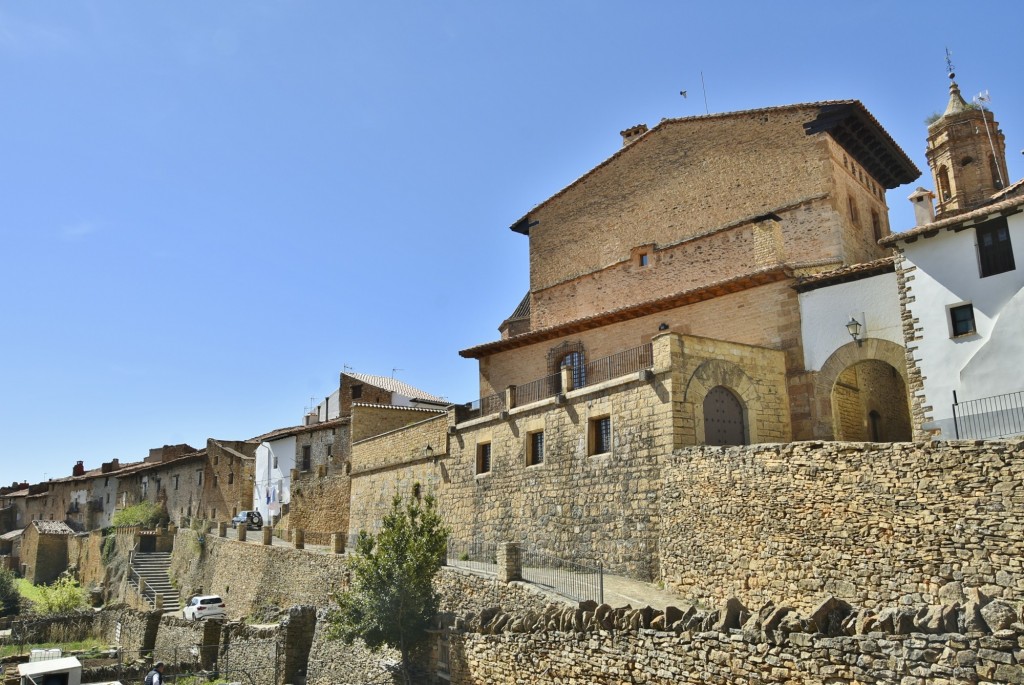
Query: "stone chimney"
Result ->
[[72, 461, 85, 477], [620, 124, 648, 147], [908, 187, 936, 227]]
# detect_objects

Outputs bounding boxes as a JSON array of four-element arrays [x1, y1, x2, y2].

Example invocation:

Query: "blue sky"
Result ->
[[2, 1, 1021, 485]]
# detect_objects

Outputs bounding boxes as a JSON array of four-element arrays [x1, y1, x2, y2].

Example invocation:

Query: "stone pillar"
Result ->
[[167, 524, 177, 535], [236, 524, 246, 542], [505, 385, 516, 410], [263, 527, 273, 545], [217, 522, 227, 538], [137, 577, 146, 596], [651, 330, 682, 374], [284, 527, 292, 542], [497, 542, 522, 582], [331, 533, 345, 554], [155, 593, 163, 611], [293, 529, 304, 550], [560, 365, 574, 393]]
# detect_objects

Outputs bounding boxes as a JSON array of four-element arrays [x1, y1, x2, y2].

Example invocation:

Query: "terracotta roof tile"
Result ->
[[345, 373, 446, 404], [793, 257, 896, 292], [32, 520, 75, 535], [881, 192, 1024, 246]]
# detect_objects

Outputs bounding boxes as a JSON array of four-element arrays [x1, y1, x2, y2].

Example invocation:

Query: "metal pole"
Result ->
[[598, 562, 604, 604], [953, 390, 960, 439]]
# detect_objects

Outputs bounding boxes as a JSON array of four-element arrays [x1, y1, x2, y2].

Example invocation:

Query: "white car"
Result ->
[[182, 595, 226, 621]]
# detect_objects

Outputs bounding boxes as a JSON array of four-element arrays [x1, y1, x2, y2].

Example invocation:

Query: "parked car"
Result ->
[[231, 510, 263, 530], [182, 595, 226, 621]]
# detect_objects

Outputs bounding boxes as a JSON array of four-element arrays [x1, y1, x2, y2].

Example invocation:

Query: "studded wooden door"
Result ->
[[703, 386, 747, 446]]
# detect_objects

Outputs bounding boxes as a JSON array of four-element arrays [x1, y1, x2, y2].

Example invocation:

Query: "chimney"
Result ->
[[908, 187, 936, 227], [72, 461, 85, 477], [620, 123, 649, 147]]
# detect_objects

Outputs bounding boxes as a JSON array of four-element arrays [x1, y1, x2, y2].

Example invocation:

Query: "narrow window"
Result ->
[[561, 351, 587, 390], [527, 432, 544, 466], [351, 385, 363, 400], [214, 454, 219, 465], [847, 196, 860, 226], [977, 218, 1015, 277], [949, 303, 977, 337], [476, 443, 491, 475], [639, 253, 649, 267], [272, 454, 278, 469], [871, 210, 882, 242], [213, 475, 219, 487], [301, 445, 312, 471], [327, 444, 333, 457], [937, 165, 951, 201], [869, 410, 882, 442], [590, 416, 612, 455], [228, 472, 234, 485], [197, 470, 203, 486], [174, 475, 179, 491]]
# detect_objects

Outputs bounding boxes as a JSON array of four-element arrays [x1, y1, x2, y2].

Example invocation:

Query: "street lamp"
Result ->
[[846, 317, 863, 347]]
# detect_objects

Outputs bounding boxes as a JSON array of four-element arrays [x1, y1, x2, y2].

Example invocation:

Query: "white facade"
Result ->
[[799, 271, 904, 372], [253, 435, 295, 524], [900, 211, 1024, 438]]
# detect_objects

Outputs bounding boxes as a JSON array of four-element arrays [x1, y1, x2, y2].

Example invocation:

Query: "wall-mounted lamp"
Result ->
[[424, 444, 435, 462], [658, 323, 670, 331], [846, 317, 863, 347]]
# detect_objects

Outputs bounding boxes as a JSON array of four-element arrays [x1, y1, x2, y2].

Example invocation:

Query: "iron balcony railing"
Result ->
[[513, 373, 562, 406], [953, 390, 1024, 439], [520, 548, 604, 604], [460, 392, 506, 422], [579, 342, 654, 389]]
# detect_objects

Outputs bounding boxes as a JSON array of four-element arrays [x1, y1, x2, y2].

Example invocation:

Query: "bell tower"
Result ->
[[925, 58, 1009, 218]]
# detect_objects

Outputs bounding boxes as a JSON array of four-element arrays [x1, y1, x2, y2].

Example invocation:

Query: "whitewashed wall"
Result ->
[[253, 435, 296, 525]]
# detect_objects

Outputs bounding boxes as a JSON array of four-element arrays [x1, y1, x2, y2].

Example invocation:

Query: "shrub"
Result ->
[[111, 501, 167, 529], [32, 573, 88, 615], [0, 567, 20, 617]]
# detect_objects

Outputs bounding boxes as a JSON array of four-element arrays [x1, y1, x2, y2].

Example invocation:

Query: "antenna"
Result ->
[[342, 363, 353, 373], [945, 47, 955, 78], [391, 368, 403, 378], [973, 90, 1006, 188], [700, 71, 709, 115]]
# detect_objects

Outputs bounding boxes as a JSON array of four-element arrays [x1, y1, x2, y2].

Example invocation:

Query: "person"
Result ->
[[144, 661, 165, 685]]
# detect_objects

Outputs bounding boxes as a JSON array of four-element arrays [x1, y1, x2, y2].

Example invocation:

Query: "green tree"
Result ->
[[32, 573, 87, 615], [326, 490, 448, 685], [0, 567, 20, 617], [111, 500, 167, 529]]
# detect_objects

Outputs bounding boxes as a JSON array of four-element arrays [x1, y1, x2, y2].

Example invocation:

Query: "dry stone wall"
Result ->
[[660, 440, 1024, 610]]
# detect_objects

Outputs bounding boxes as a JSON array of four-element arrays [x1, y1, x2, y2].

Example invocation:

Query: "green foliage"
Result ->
[[326, 491, 448, 684], [30, 573, 88, 615], [101, 535, 116, 565], [111, 500, 167, 529], [0, 567, 20, 616], [925, 112, 942, 125]]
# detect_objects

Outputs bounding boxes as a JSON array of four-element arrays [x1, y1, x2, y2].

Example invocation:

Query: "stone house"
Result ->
[[201, 439, 256, 524], [0, 485, 28, 534], [20, 520, 74, 584], [0, 528, 23, 572]]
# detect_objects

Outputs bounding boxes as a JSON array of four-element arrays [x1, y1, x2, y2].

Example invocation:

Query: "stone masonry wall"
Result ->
[[287, 474, 350, 542], [659, 440, 1024, 610], [445, 595, 1024, 684], [348, 414, 448, 537]]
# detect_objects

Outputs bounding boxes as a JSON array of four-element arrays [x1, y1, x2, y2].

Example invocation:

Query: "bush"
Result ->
[[111, 501, 167, 529], [101, 535, 116, 564], [0, 567, 20, 617], [31, 573, 88, 615]]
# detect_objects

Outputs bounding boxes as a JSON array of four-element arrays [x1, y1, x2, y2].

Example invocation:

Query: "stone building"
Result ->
[[20, 520, 74, 584]]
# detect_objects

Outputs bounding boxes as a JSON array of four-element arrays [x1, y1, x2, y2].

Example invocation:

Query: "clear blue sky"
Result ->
[[2, 1, 1021, 485]]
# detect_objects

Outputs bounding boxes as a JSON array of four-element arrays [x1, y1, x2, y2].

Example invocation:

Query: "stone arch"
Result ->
[[684, 359, 764, 445], [813, 338, 910, 440]]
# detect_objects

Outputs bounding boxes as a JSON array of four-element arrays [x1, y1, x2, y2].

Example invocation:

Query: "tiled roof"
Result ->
[[880, 192, 1024, 246], [251, 417, 350, 443], [460, 266, 791, 358], [346, 373, 446, 404], [505, 293, 531, 321], [511, 100, 918, 234], [32, 520, 75, 535], [793, 257, 896, 293], [0, 528, 24, 541], [351, 403, 447, 414]]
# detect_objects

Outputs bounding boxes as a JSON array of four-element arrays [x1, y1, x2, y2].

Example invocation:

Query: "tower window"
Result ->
[[977, 218, 1015, 278], [937, 165, 952, 201]]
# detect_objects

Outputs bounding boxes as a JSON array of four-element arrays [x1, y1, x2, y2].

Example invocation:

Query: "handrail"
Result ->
[[953, 389, 1024, 439]]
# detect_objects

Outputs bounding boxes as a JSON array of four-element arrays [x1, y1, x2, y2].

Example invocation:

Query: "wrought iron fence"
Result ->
[[446, 539, 497, 576], [461, 392, 506, 421], [513, 373, 562, 406], [520, 548, 604, 604], [953, 390, 1024, 439], [580, 343, 654, 389]]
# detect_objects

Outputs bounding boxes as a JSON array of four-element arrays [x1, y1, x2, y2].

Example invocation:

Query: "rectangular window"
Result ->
[[950, 303, 977, 337], [871, 210, 882, 242], [272, 454, 279, 469], [977, 218, 1015, 277], [301, 445, 311, 471], [527, 432, 544, 466], [590, 416, 612, 455], [476, 443, 491, 475], [351, 385, 363, 400], [639, 253, 649, 267], [197, 470, 203, 486], [327, 444, 333, 457], [848, 196, 860, 226], [173, 475, 179, 491]]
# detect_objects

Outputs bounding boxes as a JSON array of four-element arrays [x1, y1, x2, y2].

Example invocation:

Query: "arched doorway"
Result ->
[[703, 386, 748, 446], [830, 359, 911, 441]]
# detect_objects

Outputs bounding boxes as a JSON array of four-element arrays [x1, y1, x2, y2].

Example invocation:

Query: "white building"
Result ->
[[252, 434, 296, 525], [882, 190, 1024, 439]]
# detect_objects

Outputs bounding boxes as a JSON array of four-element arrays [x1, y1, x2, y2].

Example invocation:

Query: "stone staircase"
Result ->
[[129, 551, 180, 611]]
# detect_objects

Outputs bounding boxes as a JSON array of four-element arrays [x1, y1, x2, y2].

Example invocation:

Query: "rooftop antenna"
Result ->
[[700, 71, 709, 115], [973, 89, 1006, 188], [391, 367, 403, 378], [342, 364, 353, 373], [945, 47, 955, 79]]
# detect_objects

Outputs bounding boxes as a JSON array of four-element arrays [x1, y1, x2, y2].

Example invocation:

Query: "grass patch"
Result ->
[[0, 637, 105, 659], [14, 579, 44, 605]]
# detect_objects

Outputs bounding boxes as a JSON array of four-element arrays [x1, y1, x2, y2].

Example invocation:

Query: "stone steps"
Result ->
[[131, 552, 180, 610]]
